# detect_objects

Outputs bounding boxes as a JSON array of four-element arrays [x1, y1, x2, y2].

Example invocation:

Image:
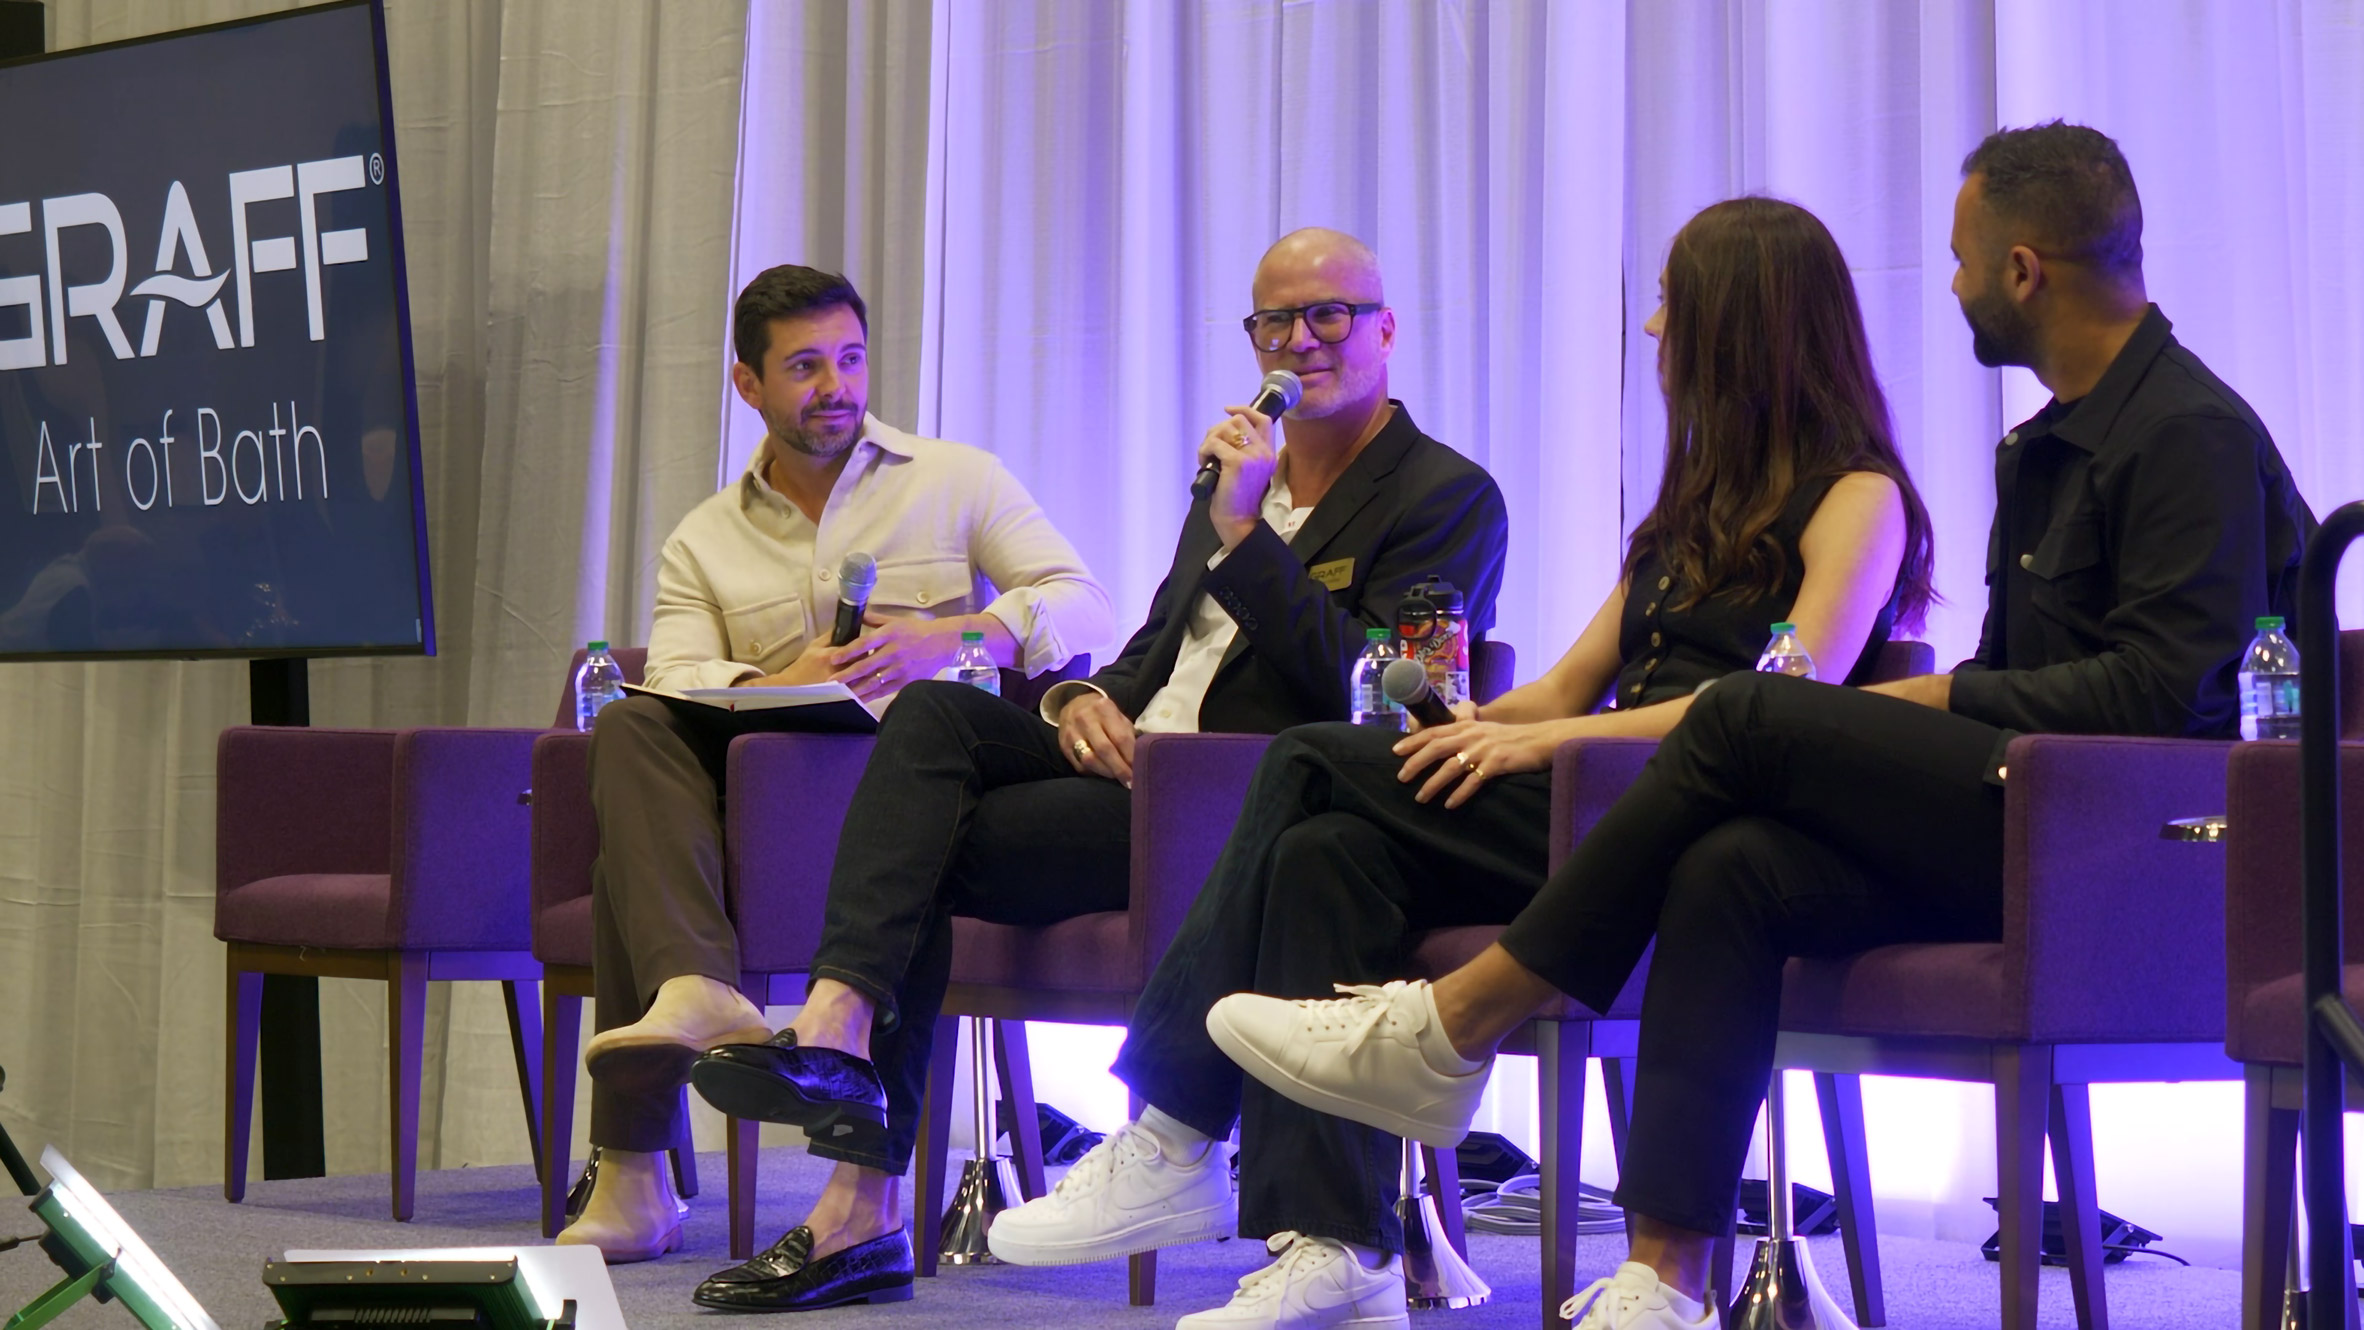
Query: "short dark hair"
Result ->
[[733, 265, 868, 373], [1961, 121, 2143, 278]]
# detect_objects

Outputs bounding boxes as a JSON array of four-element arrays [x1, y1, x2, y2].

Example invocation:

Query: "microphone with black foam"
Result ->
[[831, 552, 878, 647], [1191, 369, 1304, 501], [1382, 657, 1458, 729]]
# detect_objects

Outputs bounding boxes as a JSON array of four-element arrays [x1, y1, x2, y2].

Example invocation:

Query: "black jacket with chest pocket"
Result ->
[[1950, 306, 2316, 739], [1086, 401, 1509, 735]]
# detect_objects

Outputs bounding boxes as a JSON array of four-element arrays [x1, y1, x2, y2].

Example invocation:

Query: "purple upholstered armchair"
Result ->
[[2221, 630, 2364, 1330], [574, 659, 1089, 1261], [528, 647, 712, 1238], [216, 709, 548, 1221], [1764, 636, 2364, 1330], [895, 640, 1519, 1301], [1406, 638, 1932, 1330], [527, 651, 1077, 1241]]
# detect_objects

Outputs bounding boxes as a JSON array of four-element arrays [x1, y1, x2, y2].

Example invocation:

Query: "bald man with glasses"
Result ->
[[677, 227, 1508, 1314]]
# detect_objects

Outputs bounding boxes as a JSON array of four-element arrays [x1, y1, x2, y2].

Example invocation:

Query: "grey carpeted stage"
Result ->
[[3, 1147, 2239, 1328]]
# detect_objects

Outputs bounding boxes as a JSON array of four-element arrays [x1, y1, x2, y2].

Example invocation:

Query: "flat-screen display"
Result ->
[[0, 0, 432, 660]]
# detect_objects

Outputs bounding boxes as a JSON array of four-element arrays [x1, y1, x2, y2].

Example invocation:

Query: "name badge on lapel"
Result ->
[[1309, 558, 1355, 591]]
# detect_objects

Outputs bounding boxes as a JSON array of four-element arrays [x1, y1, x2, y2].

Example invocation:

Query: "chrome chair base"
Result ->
[[1400, 1141, 1490, 1310], [938, 1152, 1022, 1265]]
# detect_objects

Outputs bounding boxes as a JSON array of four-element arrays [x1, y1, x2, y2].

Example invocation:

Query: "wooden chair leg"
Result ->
[[1537, 1021, 1588, 1330], [1815, 1071, 1886, 1326], [995, 1021, 1048, 1201], [728, 1113, 759, 1260], [914, 1016, 959, 1277], [499, 978, 545, 1185], [387, 954, 429, 1222], [672, 1086, 701, 1199], [1128, 1090, 1158, 1306], [1421, 1144, 1469, 1258], [2243, 1065, 2299, 1330], [1602, 1055, 1636, 1164], [1994, 1045, 2052, 1330], [539, 987, 582, 1238], [2050, 1081, 2109, 1330], [225, 965, 263, 1202]]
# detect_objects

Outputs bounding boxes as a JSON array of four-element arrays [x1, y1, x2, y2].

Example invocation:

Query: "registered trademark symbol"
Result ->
[[369, 153, 385, 185]]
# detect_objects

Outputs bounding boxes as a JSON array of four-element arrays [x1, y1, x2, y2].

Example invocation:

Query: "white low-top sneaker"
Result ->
[[986, 1120, 1235, 1266], [1175, 1231, 1408, 1330], [1205, 981, 1489, 1149], [1561, 1262, 1717, 1329]]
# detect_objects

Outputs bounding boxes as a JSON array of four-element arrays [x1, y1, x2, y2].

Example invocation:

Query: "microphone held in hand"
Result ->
[[831, 551, 878, 647], [1191, 369, 1304, 501], [1382, 657, 1456, 728]]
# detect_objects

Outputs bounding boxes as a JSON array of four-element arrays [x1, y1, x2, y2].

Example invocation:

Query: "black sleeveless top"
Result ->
[[1609, 473, 1897, 711]]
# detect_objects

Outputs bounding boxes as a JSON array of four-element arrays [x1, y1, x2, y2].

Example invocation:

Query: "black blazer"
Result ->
[[1088, 402, 1508, 734]]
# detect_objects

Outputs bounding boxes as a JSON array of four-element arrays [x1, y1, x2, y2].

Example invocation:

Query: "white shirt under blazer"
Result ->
[[645, 414, 1115, 694]]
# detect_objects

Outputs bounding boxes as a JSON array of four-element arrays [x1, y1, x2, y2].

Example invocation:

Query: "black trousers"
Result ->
[[808, 679, 1132, 1174], [1114, 722, 1553, 1251], [1496, 671, 2009, 1235]]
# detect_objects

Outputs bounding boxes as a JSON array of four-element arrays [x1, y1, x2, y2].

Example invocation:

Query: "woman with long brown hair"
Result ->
[[987, 196, 1931, 1330]]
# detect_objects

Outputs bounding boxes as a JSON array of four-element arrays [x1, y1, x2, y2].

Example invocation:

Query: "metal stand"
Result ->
[[1399, 1140, 1489, 1309], [250, 658, 327, 1182], [6, 1258, 114, 1330], [0, 1067, 36, 1197], [2299, 500, 2364, 1330], [938, 1017, 1020, 1265], [2281, 1187, 2307, 1330], [1730, 1076, 1857, 1330]]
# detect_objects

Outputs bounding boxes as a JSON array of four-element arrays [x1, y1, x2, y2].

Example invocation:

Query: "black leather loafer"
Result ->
[[692, 1226, 914, 1312], [689, 1031, 889, 1146]]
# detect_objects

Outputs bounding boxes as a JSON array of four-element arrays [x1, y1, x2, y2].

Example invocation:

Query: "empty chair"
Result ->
[[217, 708, 549, 1220]]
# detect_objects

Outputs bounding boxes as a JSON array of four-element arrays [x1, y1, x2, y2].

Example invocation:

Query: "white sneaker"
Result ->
[[986, 1121, 1235, 1265], [1175, 1231, 1408, 1330], [1562, 1262, 1716, 1329], [1205, 981, 1489, 1149]]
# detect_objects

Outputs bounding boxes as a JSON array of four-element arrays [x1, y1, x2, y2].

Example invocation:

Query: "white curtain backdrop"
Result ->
[[2, 0, 2361, 1278], [735, 0, 2364, 1268]]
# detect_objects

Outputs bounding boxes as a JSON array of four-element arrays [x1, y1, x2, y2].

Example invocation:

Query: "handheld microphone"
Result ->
[[1191, 369, 1304, 501], [831, 552, 878, 647], [1382, 657, 1457, 728]]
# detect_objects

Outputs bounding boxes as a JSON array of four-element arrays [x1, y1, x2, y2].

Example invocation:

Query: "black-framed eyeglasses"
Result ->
[[1240, 301, 1383, 353]]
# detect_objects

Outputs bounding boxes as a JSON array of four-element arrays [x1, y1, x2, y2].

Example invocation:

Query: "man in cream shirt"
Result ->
[[558, 264, 1112, 1262]]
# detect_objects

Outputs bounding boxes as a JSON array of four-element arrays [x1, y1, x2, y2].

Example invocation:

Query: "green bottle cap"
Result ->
[[962, 631, 985, 642], [2258, 616, 2285, 631], [1769, 623, 1796, 634], [588, 640, 608, 650], [1367, 627, 1390, 642]]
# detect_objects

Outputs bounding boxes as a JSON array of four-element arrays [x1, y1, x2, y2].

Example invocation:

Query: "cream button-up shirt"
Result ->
[[644, 415, 1114, 696]]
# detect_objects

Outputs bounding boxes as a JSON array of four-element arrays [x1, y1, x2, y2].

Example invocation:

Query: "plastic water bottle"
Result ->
[[2239, 615, 2301, 741], [1350, 628, 1404, 730], [574, 641, 625, 731], [1755, 622, 1816, 680], [953, 631, 1000, 696]]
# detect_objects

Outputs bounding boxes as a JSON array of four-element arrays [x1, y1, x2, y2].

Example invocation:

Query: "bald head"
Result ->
[[1243, 227, 1393, 422], [1253, 227, 1384, 307]]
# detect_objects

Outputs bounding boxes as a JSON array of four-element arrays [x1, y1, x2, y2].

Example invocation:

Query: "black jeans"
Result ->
[[807, 680, 1132, 1174], [1114, 722, 1552, 1251], [1497, 671, 2009, 1235]]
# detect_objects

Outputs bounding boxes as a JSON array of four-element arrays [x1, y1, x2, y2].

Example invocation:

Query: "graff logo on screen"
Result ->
[[0, 154, 377, 372]]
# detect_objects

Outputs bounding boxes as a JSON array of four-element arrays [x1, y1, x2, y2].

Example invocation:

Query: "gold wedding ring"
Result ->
[[1456, 752, 1486, 781], [1073, 738, 1094, 760]]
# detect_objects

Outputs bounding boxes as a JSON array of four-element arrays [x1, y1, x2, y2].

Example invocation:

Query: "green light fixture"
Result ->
[[8, 1147, 219, 1330]]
